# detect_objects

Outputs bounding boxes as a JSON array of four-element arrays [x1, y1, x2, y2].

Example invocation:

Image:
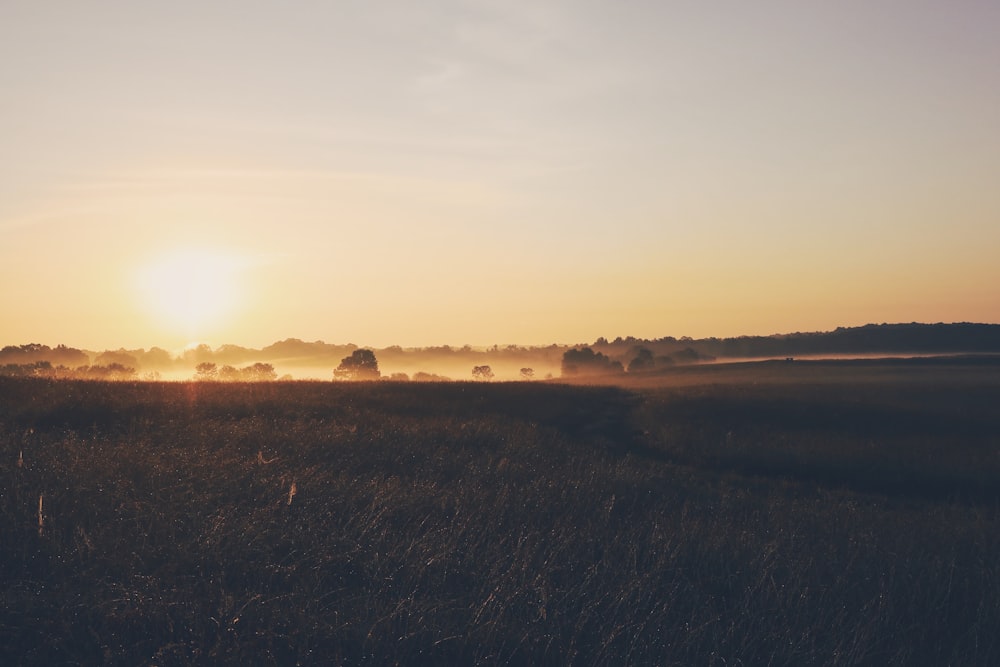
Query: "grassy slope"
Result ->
[[2, 362, 1000, 665]]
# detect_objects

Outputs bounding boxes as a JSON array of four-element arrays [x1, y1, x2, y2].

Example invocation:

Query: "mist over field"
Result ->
[[4, 322, 1000, 382]]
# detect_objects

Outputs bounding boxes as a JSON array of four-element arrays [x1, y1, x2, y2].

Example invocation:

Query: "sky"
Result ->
[[2, 0, 999, 352]]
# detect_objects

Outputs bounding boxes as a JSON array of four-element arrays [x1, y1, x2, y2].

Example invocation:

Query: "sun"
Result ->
[[136, 248, 246, 340]]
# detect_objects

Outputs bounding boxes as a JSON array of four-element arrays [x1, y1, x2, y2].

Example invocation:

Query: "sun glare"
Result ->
[[136, 249, 246, 339]]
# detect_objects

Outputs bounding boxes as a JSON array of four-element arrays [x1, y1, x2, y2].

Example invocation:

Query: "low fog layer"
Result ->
[[3, 323, 1000, 381]]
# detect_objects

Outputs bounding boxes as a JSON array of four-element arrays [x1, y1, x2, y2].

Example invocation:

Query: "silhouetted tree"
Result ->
[[472, 365, 495, 381], [195, 362, 218, 381], [519, 367, 534, 380], [243, 362, 277, 381], [334, 349, 380, 381]]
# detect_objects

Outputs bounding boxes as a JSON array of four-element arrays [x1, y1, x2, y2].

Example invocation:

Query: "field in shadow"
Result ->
[[2, 360, 999, 665]]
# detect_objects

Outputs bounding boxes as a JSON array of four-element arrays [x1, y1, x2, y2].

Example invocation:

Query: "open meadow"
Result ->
[[3, 358, 1000, 665]]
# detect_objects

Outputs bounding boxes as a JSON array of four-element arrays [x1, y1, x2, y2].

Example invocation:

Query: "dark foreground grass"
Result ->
[[2, 367, 1000, 665]]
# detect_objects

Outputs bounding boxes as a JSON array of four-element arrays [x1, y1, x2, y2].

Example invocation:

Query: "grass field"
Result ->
[[2, 359, 1000, 665]]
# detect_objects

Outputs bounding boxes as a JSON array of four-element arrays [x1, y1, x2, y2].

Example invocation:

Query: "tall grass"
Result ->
[[1, 371, 999, 665]]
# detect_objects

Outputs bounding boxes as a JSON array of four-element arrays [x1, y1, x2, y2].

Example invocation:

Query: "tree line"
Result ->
[[0, 361, 142, 381], [4, 323, 999, 381]]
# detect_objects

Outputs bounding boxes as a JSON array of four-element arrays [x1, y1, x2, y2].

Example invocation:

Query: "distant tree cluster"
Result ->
[[0, 343, 89, 368], [561, 343, 708, 377], [561, 348, 624, 377], [1, 362, 56, 378], [626, 347, 655, 373], [472, 365, 495, 381], [95, 350, 139, 369], [621, 346, 710, 373], [194, 362, 277, 382]]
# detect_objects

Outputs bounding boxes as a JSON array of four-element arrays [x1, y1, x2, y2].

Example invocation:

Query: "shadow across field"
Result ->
[[635, 372, 1000, 506]]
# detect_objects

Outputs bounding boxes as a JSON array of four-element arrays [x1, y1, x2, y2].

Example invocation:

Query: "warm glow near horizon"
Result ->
[[134, 248, 249, 344], [2, 1, 999, 351]]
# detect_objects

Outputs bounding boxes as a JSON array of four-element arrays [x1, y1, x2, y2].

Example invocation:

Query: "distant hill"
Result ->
[[591, 323, 1000, 360]]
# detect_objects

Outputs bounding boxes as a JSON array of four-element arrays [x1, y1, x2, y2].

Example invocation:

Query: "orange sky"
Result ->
[[2, 1, 999, 351]]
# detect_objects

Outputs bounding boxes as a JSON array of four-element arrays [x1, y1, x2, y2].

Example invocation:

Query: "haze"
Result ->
[[3, 1, 999, 352]]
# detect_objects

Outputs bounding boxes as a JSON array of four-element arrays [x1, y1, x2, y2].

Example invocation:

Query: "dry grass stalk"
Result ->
[[37, 493, 44, 536], [287, 482, 297, 506]]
